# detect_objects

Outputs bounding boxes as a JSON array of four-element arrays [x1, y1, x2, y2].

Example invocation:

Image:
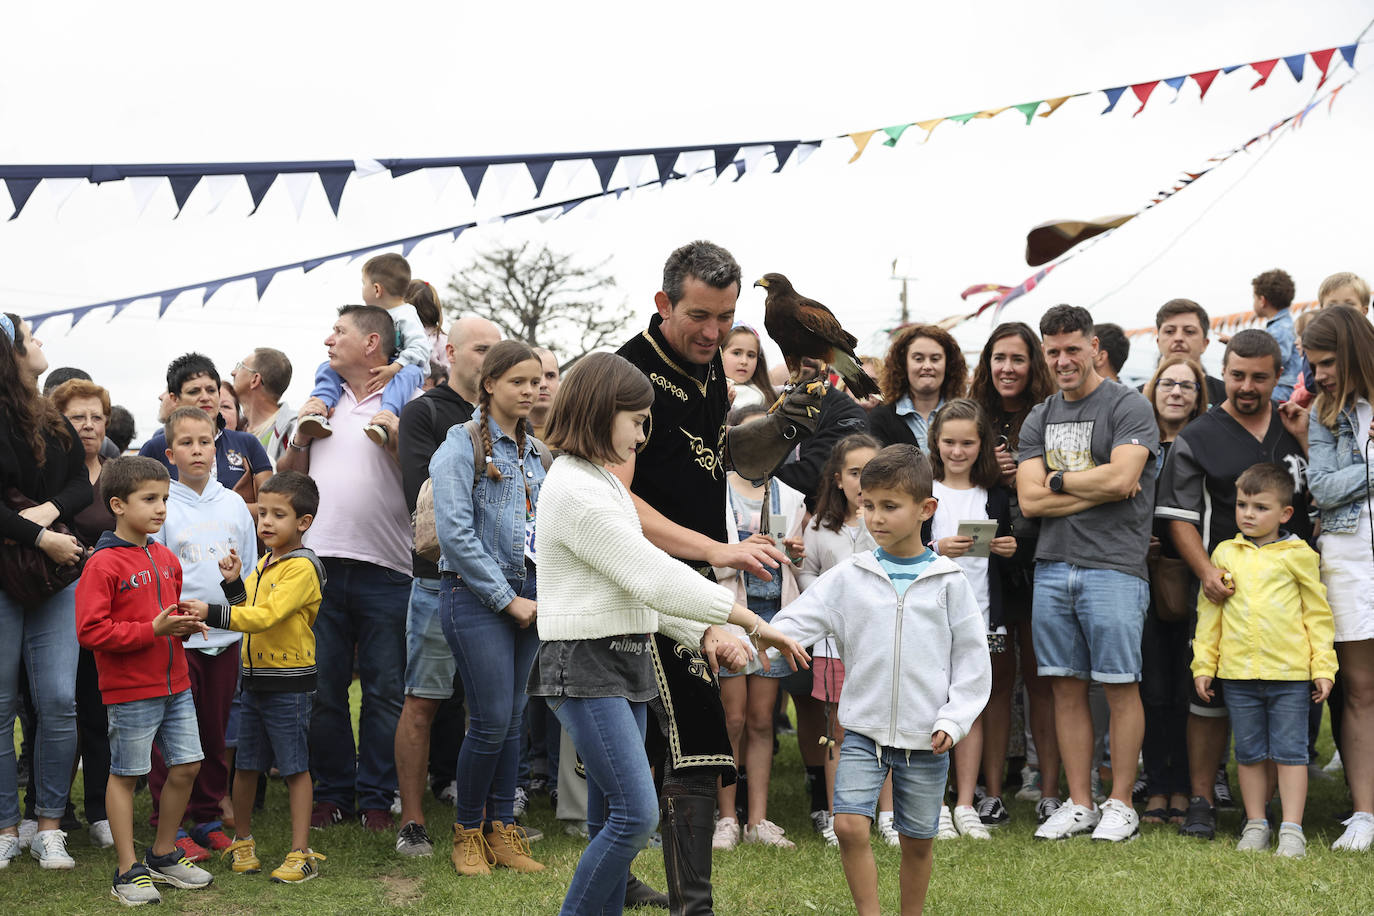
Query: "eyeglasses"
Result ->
[[233, 360, 258, 375], [1155, 379, 1198, 393]]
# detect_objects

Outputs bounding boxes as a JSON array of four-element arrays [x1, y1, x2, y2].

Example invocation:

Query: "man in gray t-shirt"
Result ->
[[1016, 305, 1158, 844]]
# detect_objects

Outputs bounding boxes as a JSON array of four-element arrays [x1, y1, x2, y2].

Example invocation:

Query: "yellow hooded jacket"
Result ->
[[207, 548, 325, 692], [1191, 533, 1337, 683]]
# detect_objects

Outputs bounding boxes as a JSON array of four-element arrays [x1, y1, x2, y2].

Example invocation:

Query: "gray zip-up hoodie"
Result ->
[[770, 550, 991, 750]]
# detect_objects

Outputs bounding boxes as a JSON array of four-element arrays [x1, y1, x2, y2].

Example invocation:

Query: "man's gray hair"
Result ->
[[661, 240, 741, 306]]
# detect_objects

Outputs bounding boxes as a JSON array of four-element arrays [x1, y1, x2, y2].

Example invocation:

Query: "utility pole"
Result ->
[[890, 258, 917, 327]]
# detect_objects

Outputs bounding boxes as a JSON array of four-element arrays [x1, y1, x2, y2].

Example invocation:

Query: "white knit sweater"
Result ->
[[534, 454, 735, 647]]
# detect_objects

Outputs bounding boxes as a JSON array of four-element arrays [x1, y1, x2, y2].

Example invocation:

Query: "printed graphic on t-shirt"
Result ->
[[1044, 420, 1096, 472], [1283, 453, 1308, 495]]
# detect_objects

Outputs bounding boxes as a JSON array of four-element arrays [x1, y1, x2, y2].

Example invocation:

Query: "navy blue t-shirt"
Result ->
[[138, 426, 271, 487]]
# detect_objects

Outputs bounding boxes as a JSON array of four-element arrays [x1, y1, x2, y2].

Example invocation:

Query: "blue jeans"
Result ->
[[310, 359, 426, 417], [1223, 679, 1310, 766], [310, 558, 410, 813], [833, 731, 949, 839], [237, 690, 314, 776], [405, 578, 455, 700], [439, 575, 539, 830], [1032, 561, 1148, 683], [107, 690, 203, 776], [0, 584, 78, 828], [549, 696, 655, 916]]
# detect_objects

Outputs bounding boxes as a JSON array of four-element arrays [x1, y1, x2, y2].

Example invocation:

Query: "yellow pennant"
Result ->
[[848, 130, 878, 163], [1038, 96, 1072, 118]]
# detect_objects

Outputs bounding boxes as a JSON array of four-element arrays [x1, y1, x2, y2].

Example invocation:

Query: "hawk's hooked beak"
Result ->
[[753, 278, 769, 288]]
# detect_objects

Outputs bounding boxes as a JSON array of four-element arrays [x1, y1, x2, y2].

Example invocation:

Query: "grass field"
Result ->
[[8, 684, 1371, 915]]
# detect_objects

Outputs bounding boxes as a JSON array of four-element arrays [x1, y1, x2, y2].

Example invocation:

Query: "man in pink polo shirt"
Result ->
[[279, 304, 413, 831]]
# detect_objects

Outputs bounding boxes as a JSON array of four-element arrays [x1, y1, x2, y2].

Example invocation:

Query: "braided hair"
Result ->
[[475, 339, 540, 481]]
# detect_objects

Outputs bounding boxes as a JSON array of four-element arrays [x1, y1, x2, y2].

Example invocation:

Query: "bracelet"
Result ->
[[288, 438, 309, 452], [746, 617, 762, 639]]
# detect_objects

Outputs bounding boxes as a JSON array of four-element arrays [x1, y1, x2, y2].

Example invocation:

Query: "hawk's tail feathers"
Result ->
[[831, 350, 881, 400]]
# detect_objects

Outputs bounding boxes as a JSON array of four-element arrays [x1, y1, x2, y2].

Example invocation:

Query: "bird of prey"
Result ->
[[754, 272, 881, 400]]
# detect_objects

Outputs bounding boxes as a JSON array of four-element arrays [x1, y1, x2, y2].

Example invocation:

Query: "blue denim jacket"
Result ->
[[1307, 401, 1374, 534], [429, 415, 545, 611], [1266, 309, 1300, 402]]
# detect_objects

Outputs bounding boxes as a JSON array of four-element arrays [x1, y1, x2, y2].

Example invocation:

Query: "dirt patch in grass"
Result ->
[[380, 873, 423, 909]]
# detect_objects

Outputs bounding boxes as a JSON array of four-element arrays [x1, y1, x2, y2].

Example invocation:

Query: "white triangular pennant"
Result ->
[[677, 149, 714, 180], [46, 178, 85, 218], [795, 142, 821, 167], [739, 144, 771, 176], [127, 176, 164, 217], [426, 166, 458, 201], [620, 154, 652, 194], [202, 175, 240, 214], [282, 172, 314, 220], [353, 158, 387, 178]]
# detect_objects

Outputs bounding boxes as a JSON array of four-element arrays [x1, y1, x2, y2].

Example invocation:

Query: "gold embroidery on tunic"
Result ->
[[679, 428, 721, 478], [650, 373, 689, 402]]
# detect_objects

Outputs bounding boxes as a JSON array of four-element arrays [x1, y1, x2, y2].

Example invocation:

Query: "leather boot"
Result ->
[[661, 794, 716, 916], [625, 872, 670, 909], [451, 824, 493, 876], [484, 820, 545, 872]]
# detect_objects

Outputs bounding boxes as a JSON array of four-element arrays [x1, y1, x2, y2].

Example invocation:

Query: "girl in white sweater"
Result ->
[[530, 353, 806, 916]]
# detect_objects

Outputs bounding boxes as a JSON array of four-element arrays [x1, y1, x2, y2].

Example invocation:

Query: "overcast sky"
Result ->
[[3, 1, 1370, 438]]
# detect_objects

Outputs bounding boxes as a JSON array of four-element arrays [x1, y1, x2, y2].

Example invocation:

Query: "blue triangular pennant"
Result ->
[[562, 200, 582, 215], [1163, 75, 1187, 95], [526, 160, 555, 198], [168, 175, 201, 216], [461, 164, 487, 199], [203, 279, 229, 304], [1284, 54, 1305, 82], [254, 271, 274, 300], [109, 300, 133, 320], [401, 237, 423, 257], [1100, 86, 1127, 114], [318, 169, 351, 216], [452, 225, 470, 240], [69, 306, 98, 329], [591, 156, 619, 192], [732, 160, 746, 182], [772, 141, 798, 172], [244, 172, 277, 214], [653, 151, 678, 185], [1340, 44, 1357, 67], [159, 290, 180, 317], [713, 146, 740, 178], [6, 178, 40, 220], [302, 258, 330, 273], [1223, 64, 1244, 74]]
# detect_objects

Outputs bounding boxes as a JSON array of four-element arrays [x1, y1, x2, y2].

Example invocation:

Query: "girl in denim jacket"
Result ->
[[430, 340, 548, 875], [1302, 306, 1374, 852]]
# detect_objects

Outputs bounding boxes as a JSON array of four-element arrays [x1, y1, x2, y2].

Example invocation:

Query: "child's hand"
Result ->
[[153, 605, 209, 638], [989, 535, 1017, 558], [937, 535, 973, 558], [1194, 675, 1214, 703], [752, 620, 810, 672], [218, 548, 242, 582], [931, 731, 953, 754], [177, 599, 210, 621], [782, 536, 805, 563], [366, 362, 403, 393], [1313, 678, 1333, 703]]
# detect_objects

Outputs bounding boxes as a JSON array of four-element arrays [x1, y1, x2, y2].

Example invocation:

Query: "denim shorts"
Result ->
[[107, 690, 204, 777], [1032, 561, 1148, 683], [1222, 679, 1309, 766], [719, 600, 789, 680], [833, 731, 949, 839], [236, 689, 314, 776], [405, 577, 456, 699]]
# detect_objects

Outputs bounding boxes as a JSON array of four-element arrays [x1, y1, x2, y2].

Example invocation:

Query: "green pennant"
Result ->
[[882, 124, 912, 147], [1014, 101, 1042, 124], [947, 112, 978, 125]]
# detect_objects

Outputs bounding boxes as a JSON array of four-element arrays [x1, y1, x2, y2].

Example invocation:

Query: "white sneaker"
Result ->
[[1323, 750, 1344, 774], [0, 833, 19, 868], [16, 819, 37, 851], [389, 791, 402, 816], [712, 817, 740, 850], [935, 805, 958, 840], [1332, 812, 1374, 852], [1235, 819, 1271, 852], [89, 819, 114, 849], [876, 812, 901, 847], [1034, 798, 1099, 840], [742, 819, 795, 849], [437, 781, 458, 805], [1016, 766, 1043, 801], [1091, 798, 1139, 843], [30, 829, 76, 869], [952, 805, 990, 839]]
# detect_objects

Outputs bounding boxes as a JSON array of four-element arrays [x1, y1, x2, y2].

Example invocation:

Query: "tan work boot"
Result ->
[[451, 825, 493, 876], [484, 820, 545, 872]]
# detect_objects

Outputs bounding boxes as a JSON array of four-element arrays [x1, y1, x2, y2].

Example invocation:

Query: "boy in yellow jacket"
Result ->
[[180, 471, 326, 883], [1192, 462, 1335, 859]]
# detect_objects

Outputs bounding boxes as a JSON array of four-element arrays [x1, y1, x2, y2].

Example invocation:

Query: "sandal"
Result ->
[[1142, 807, 1169, 824], [1167, 807, 1188, 825]]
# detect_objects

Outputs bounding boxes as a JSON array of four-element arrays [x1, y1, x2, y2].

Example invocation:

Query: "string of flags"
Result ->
[[952, 72, 1359, 328], [1, 40, 1359, 222], [19, 154, 782, 333]]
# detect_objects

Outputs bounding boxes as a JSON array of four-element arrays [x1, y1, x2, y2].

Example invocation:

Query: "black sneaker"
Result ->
[[1213, 768, 1234, 809], [59, 802, 82, 833], [1178, 796, 1216, 840], [395, 821, 433, 857], [144, 847, 213, 888], [976, 795, 1010, 827], [111, 864, 162, 906], [1131, 777, 1149, 805], [514, 817, 543, 843]]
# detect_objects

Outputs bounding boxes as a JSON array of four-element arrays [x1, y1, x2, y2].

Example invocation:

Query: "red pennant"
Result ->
[[1311, 48, 1336, 88], [1191, 69, 1220, 100], [1249, 59, 1278, 90], [1131, 81, 1159, 116], [1329, 84, 1344, 112]]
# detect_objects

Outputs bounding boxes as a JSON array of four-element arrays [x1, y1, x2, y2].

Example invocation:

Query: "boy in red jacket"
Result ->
[[74, 457, 214, 906]]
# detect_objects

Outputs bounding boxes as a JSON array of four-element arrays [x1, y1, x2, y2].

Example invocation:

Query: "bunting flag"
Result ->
[[3, 37, 1358, 221], [957, 71, 1359, 328]]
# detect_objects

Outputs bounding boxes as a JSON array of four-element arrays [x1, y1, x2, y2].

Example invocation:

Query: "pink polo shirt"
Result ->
[[303, 385, 413, 575]]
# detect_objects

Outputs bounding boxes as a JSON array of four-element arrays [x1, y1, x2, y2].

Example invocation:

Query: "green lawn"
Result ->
[[8, 685, 1370, 915]]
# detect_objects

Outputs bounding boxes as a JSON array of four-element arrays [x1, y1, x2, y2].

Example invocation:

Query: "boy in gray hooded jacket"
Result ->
[[769, 445, 991, 916]]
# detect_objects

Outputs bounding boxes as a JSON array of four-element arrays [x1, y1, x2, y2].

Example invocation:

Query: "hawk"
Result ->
[[754, 273, 881, 400]]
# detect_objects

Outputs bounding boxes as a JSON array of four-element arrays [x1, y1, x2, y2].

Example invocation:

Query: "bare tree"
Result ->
[[444, 242, 628, 367]]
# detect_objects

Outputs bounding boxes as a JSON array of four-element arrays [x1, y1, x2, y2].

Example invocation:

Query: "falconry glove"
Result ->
[[724, 377, 825, 481]]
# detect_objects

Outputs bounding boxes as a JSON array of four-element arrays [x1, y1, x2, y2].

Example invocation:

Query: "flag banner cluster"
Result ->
[[19, 157, 755, 333], [1, 41, 1358, 221], [954, 72, 1358, 328]]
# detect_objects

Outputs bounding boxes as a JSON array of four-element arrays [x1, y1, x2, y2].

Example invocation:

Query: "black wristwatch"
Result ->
[[1048, 470, 1066, 493]]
